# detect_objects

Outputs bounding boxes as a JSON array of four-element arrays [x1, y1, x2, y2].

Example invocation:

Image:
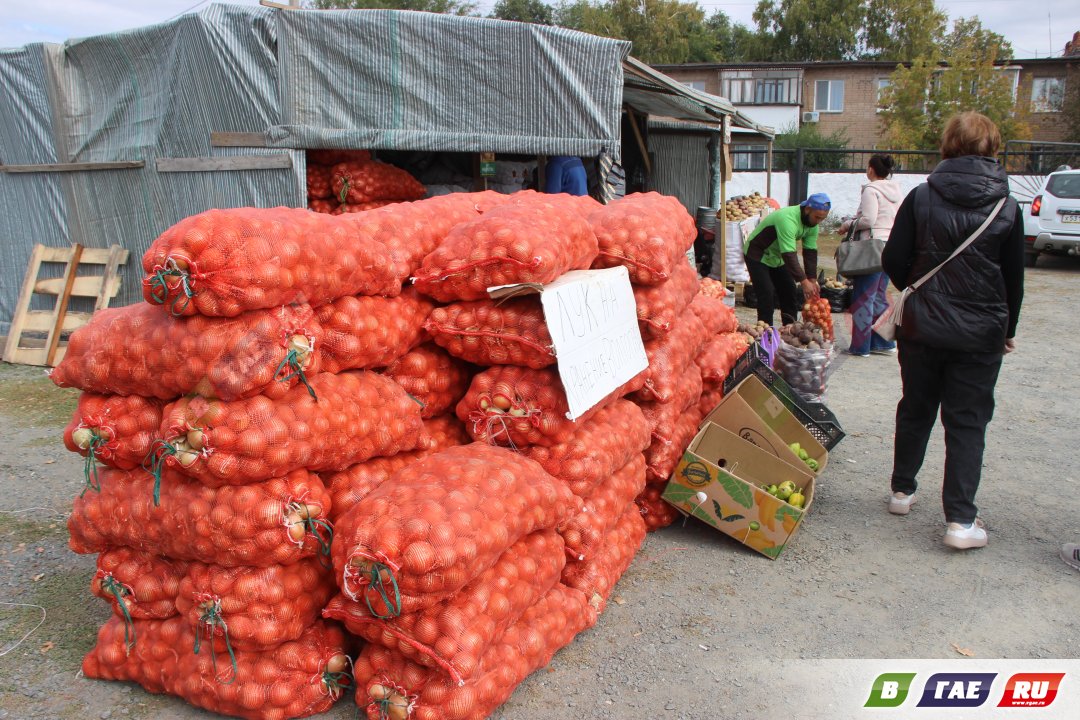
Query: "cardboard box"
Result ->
[[663, 422, 814, 559], [703, 374, 828, 476]]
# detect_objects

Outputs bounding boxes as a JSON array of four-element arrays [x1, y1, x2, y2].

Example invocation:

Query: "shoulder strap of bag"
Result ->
[[908, 196, 1007, 293]]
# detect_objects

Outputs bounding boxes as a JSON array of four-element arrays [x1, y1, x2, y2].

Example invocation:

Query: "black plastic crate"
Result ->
[[723, 343, 845, 450]]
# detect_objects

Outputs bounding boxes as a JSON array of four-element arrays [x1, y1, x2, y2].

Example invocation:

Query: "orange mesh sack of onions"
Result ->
[[306, 163, 334, 200], [352, 583, 596, 720], [91, 548, 187, 625], [424, 296, 556, 369], [456, 365, 645, 448], [83, 616, 351, 720], [562, 501, 647, 611], [64, 393, 164, 493], [68, 467, 333, 568], [331, 159, 426, 204], [312, 288, 434, 375], [150, 371, 424, 490], [635, 484, 680, 532], [631, 259, 701, 338], [695, 331, 750, 390], [141, 207, 410, 317], [324, 530, 565, 686], [383, 344, 475, 419], [632, 311, 708, 403], [560, 453, 647, 563], [688, 290, 739, 335], [587, 192, 697, 286], [644, 407, 708, 484], [412, 194, 599, 303], [49, 302, 322, 402], [639, 364, 703, 447], [331, 443, 580, 619], [323, 415, 470, 523], [519, 398, 650, 498]]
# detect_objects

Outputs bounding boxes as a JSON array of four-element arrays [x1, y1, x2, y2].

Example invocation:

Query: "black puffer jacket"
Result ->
[[882, 156, 1024, 353]]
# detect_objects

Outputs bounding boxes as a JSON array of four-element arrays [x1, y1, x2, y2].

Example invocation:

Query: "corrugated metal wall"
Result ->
[[648, 130, 714, 214]]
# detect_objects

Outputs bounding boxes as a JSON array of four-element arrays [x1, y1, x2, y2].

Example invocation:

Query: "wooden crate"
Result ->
[[2, 244, 127, 367]]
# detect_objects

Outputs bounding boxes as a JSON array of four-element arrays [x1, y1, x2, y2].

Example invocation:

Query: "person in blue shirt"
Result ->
[[544, 156, 589, 196]]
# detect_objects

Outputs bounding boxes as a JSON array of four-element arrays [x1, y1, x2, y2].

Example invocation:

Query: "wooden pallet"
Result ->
[[2, 244, 127, 367]]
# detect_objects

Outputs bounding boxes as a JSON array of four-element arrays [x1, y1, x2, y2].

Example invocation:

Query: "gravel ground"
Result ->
[[2, 255, 1079, 720]]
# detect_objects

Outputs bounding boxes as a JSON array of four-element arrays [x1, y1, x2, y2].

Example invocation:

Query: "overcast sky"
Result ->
[[1, 0, 1076, 58]]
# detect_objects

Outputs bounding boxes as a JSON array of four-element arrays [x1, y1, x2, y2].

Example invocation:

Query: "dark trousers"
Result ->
[[891, 340, 1003, 524], [745, 257, 798, 326]]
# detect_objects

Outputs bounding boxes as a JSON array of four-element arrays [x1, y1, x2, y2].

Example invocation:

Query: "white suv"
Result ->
[[1025, 167, 1080, 267]]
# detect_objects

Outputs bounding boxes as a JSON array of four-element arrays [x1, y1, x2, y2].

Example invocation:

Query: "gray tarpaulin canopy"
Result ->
[[0, 3, 757, 328]]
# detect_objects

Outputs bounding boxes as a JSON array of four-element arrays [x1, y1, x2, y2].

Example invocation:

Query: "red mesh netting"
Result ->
[[383, 345, 475, 419], [324, 530, 565, 685], [308, 199, 337, 214], [68, 467, 332, 567], [645, 408, 706, 484], [175, 556, 336, 652], [518, 399, 650, 498], [636, 485, 680, 532], [634, 312, 708, 403], [560, 453, 646, 563], [323, 415, 470, 523], [91, 548, 186, 621], [154, 371, 424, 486], [308, 149, 371, 166], [695, 331, 750, 390], [587, 192, 696, 286], [306, 164, 333, 200], [561, 502, 646, 613], [424, 297, 555, 369], [352, 583, 596, 720], [332, 201, 398, 214], [331, 160, 426, 204], [456, 365, 645, 448], [632, 259, 700, 338], [332, 443, 580, 614], [696, 387, 724, 418], [689, 292, 739, 336], [64, 394, 164, 481], [639, 365, 703, 445], [83, 616, 350, 720], [49, 303, 321, 402], [412, 193, 599, 302], [141, 207, 411, 317], [312, 289, 435, 375]]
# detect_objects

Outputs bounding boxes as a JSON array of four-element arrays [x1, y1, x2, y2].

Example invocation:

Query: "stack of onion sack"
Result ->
[[690, 290, 745, 415], [307, 149, 371, 214], [327, 443, 596, 719]]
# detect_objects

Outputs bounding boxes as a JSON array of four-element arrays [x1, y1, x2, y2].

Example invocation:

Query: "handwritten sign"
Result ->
[[538, 267, 648, 420]]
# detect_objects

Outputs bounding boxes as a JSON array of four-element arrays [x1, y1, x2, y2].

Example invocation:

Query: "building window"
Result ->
[[721, 69, 802, 105], [814, 80, 844, 112], [732, 144, 768, 171], [875, 78, 892, 112], [1031, 77, 1065, 112], [683, 81, 706, 92]]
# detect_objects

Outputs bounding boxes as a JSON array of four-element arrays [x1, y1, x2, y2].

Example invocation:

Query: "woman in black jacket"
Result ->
[[881, 111, 1024, 550]]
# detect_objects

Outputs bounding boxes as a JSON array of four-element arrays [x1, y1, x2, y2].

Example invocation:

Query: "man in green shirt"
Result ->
[[743, 192, 829, 326]]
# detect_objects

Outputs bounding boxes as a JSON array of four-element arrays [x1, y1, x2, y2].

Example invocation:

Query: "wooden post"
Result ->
[[45, 244, 83, 366], [767, 140, 774, 198], [624, 107, 651, 174], [719, 155, 727, 286]]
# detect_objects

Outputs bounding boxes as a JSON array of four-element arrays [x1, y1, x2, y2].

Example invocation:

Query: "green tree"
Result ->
[[750, 0, 864, 61], [552, 0, 719, 63], [491, 0, 553, 24], [861, 0, 946, 60], [941, 17, 1012, 62], [704, 11, 755, 61], [773, 121, 850, 169], [308, 0, 477, 15]]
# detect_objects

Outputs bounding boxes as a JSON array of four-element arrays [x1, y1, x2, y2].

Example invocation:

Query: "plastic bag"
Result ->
[[632, 259, 700, 338], [413, 193, 599, 302], [332, 443, 580, 616], [324, 530, 565, 685], [635, 485, 680, 532], [68, 467, 332, 567], [560, 454, 646, 562], [83, 616, 350, 720], [561, 502, 646, 612], [155, 371, 425, 487], [64, 393, 164, 489], [688, 292, 739, 336], [518, 399, 650, 498], [587, 192, 696, 285], [314, 288, 435, 375], [424, 297, 555, 369], [331, 160, 426, 204], [91, 548, 187, 622], [633, 312, 708, 403], [695, 331, 750, 390], [383, 344, 474, 419], [773, 334, 836, 404], [352, 583, 596, 720]]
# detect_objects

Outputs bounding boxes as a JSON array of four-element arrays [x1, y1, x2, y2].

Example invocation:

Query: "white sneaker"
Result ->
[[944, 519, 987, 549], [888, 492, 916, 515], [1061, 544, 1080, 572]]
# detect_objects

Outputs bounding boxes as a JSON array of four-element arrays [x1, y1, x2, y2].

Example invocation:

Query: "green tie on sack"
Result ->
[[835, 216, 884, 277]]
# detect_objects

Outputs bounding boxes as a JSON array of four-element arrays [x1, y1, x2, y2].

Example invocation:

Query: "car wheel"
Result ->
[[1024, 251, 1039, 268]]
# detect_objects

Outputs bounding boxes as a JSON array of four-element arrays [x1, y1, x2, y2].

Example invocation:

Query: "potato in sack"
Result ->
[[324, 530, 565, 685], [562, 501, 647, 611], [412, 195, 599, 302], [383, 344, 475, 419], [152, 371, 424, 488], [560, 454, 646, 562], [519, 399, 650, 498], [68, 467, 333, 568], [83, 615, 351, 720], [332, 444, 579, 617], [49, 302, 321, 402], [64, 393, 164, 493], [142, 207, 409, 317], [424, 297, 556, 369], [353, 583, 596, 720], [689, 291, 739, 335], [632, 259, 700, 338], [314, 288, 435, 374], [587, 192, 696, 285], [633, 312, 708, 403]]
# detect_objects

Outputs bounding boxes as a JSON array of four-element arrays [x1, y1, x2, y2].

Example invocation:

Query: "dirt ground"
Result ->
[[2, 254, 1080, 720]]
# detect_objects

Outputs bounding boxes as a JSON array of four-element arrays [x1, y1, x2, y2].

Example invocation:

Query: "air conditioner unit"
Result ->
[[802, 111, 820, 123]]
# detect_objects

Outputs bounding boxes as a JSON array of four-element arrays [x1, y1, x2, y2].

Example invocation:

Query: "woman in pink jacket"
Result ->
[[839, 154, 904, 356]]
